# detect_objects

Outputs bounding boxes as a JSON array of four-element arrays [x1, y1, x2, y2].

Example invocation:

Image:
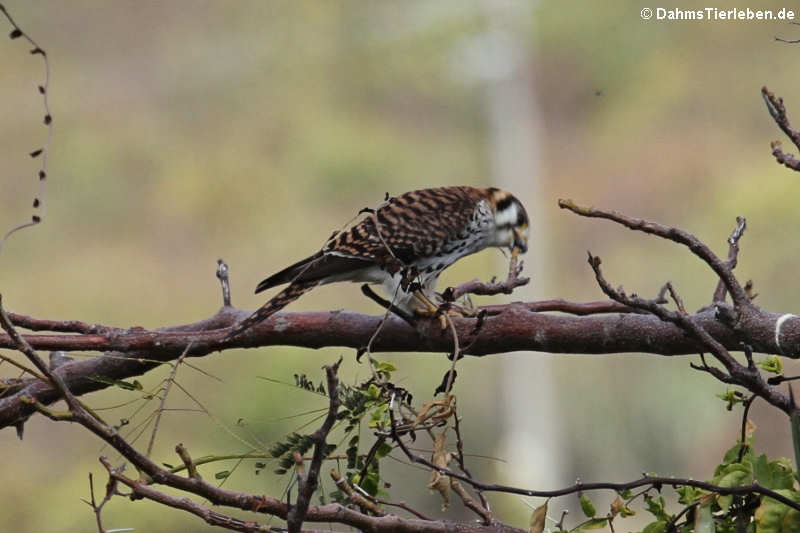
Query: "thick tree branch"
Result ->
[[2, 301, 800, 431]]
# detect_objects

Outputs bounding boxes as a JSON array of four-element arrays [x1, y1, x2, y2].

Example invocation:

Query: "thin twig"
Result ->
[[7, 311, 102, 334], [0, 353, 46, 380], [762, 86, 800, 171], [286, 357, 342, 533], [712, 217, 747, 303], [584, 254, 789, 414], [145, 342, 192, 457], [175, 443, 201, 479], [81, 472, 117, 533], [99, 457, 265, 533], [373, 496, 434, 521], [442, 315, 461, 394], [451, 478, 492, 524], [737, 395, 757, 462], [0, 4, 53, 253], [479, 299, 639, 316], [559, 199, 750, 307], [330, 469, 385, 515], [217, 259, 231, 307], [453, 409, 490, 511], [386, 402, 800, 509], [444, 254, 529, 301], [664, 282, 686, 314]]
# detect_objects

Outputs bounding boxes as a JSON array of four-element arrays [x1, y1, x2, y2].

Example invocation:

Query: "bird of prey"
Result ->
[[227, 186, 529, 338]]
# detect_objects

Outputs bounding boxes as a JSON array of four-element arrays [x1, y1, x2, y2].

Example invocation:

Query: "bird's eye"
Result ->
[[495, 196, 513, 211]]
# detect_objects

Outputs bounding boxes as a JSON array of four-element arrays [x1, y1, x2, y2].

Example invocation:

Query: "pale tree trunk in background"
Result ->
[[475, 0, 561, 503]]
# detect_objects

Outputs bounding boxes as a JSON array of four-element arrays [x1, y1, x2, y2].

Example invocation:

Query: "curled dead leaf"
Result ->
[[530, 501, 548, 533], [609, 496, 624, 517], [427, 431, 453, 510]]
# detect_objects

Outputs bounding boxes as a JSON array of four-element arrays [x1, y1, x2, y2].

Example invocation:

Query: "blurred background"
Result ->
[[1, 1, 800, 531]]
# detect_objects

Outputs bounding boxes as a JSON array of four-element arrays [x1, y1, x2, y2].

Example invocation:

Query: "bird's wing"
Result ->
[[258, 187, 485, 293], [326, 186, 483, 265], [255, 252, 374, 293]]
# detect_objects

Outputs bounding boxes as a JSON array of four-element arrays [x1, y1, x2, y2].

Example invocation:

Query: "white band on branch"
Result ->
[[774, 313, 797, 355]]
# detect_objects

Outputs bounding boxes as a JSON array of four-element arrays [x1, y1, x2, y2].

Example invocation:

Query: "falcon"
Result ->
[[227, 186, 529, 338]]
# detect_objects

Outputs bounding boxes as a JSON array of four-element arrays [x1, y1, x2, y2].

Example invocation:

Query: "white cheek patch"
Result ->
[[494, 202, 519, 227], [494, 228, 513, 246]]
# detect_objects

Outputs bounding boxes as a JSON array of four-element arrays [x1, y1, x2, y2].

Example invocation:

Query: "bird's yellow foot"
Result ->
[[411, 291, 449, 329], [411, 291, 474, 329]]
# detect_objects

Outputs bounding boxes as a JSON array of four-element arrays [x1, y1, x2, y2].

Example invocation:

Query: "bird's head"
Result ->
[[487, 188, 529, 254]]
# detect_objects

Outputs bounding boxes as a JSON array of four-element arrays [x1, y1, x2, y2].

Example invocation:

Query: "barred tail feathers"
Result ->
[[227, 280, 318, 339]]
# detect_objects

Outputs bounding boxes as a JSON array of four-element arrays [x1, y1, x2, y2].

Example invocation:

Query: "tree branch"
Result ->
[[2, 300, 800, 430], [558, 199, 750, 307], [287, 358, 342, 533], [762, 86, 800, 171]]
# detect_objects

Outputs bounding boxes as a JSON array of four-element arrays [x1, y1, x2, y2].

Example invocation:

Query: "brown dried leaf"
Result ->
[[530, 501, 548, 533], [414, 395, 457, 428], [609, 496, 625, 517], [427, 431, 452, 510], [745, 419, 757, 438]]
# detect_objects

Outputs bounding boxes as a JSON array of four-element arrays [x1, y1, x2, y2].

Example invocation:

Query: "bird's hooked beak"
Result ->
[[512, 227, 528, 255]]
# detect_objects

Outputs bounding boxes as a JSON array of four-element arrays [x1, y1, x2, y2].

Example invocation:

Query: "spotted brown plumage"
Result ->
[[227, 186, 529, 339]]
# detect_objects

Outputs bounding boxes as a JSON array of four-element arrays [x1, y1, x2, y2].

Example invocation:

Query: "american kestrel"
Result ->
[[228, 186, 529, 338]]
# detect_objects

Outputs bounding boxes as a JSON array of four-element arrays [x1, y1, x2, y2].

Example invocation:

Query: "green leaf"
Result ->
[[368, 403, 389, 428], [713, 462, 753, 512], [372, 360, 396, 376], [642, 520, 667, 533], [618, 489, 634, 500], [719, 443, 752, 469], [579, 518, 607, 531], [676, 485, 703, 505], [759, 356, 783, 375], [269, 442, 289, 458], [375, 441, 393, 458], [753, 454, 795, 490], [644, 495, 671, 522], [755, 491, 800, 533], [361, 471, 380, 496], [713, 462, 753, 487], [717, 389, 746, 411], [366, 384, 381, 399], [579, 494, 596, 518]]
